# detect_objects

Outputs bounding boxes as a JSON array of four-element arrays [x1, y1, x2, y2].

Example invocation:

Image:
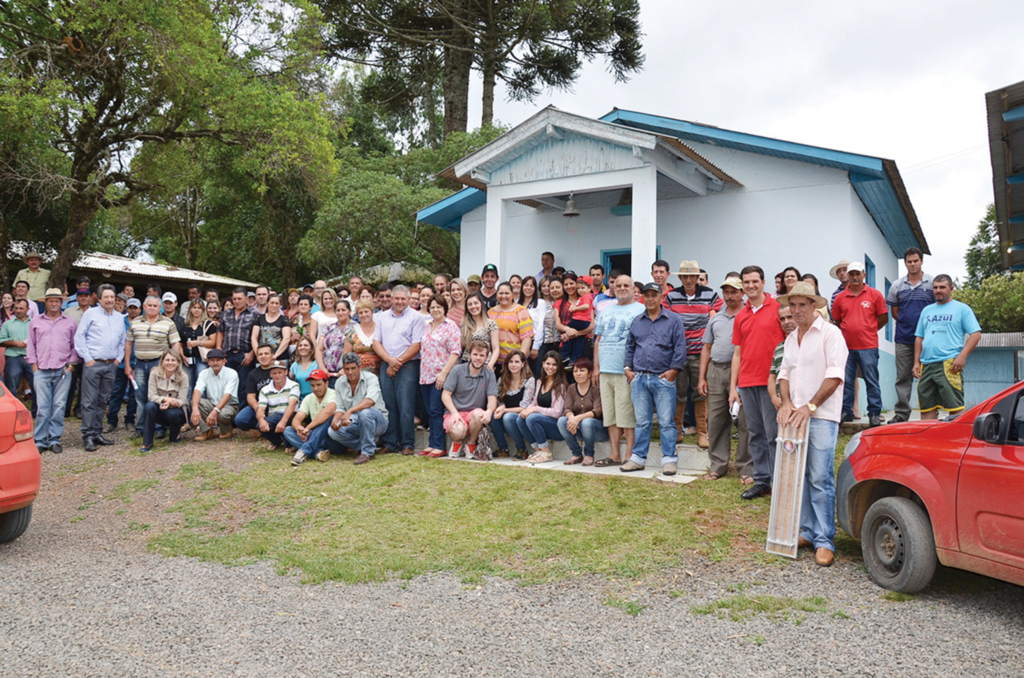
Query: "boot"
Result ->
[[695, 399, 709, 449], [674, 403, 685, 436]]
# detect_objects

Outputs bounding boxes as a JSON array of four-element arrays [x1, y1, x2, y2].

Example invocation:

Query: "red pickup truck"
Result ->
[[838, 381, 1024, 593], [0, 383, 40, 544]]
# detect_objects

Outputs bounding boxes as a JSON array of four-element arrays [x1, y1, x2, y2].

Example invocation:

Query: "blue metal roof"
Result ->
[[416, 187, 485, 232]]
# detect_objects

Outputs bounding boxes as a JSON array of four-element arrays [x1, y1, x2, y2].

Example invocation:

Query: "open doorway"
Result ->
[[602, 247, 661, 279]]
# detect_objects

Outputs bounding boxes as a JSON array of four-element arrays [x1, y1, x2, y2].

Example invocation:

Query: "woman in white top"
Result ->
[[518, 275, 547, 371], [312, 288, 339, 331]]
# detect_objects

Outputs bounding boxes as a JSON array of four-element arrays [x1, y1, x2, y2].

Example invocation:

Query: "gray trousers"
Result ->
[[894, 343, 915, 420], [198, 398, 239, 434], [81, 361, 118, 439], [738, 385, 778, 487], [706, 361, 752, 477], [675, 354, 705, 403]]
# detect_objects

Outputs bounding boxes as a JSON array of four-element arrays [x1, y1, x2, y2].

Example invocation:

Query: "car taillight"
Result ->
[[13, 411, 33, 442]]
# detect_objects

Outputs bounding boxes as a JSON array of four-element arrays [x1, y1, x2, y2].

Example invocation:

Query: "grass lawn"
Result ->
[[148, 433, 855, 585]]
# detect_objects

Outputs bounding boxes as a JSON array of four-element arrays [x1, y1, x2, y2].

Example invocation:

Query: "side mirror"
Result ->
[[973, 413, 1002, 444]]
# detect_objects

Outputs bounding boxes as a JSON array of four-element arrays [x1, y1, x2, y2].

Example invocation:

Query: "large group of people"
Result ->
[[6, 247, 984, 566]]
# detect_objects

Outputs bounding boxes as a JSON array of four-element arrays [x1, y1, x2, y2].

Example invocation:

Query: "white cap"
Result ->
[[162, 292, 177, 303], [846, 261, 865, 273]]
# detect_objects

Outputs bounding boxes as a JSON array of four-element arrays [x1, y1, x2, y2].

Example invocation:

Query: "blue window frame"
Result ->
[[864, 254, 876, 289], [601, 246, 662, 279], [884, 277, 893, 342]]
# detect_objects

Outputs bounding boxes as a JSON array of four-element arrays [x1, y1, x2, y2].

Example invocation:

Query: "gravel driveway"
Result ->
[[2, 434, 1022, 677]]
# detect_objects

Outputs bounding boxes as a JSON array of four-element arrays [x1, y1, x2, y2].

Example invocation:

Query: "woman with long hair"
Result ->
[[508, 274, 523, 299], [554, 272, 593, 365], [315, 310, 348, 388], [490, 349, 534, 459], [460, 293, 499, 370], [447, 277, 469, 325], [517, 275, 547, 373], [557, 358, 608, 466], [312, 288, 339, 331], [418, 295, 461, 457], [519, 351, 569, 464], [141, 349, 189, 453], [0, 292, 13, 324], [253, 293, 292, 364], [782, 266, 801, 294], [289, 335, 319, 400], [206, 299, 221, 326], [533, 276, 559, 376], [344, 298, 381, 375], [180, 298, 217, 394], [418, 285, 435, 316], [290, 294, 318, 350], [488, 282, 534, 372]]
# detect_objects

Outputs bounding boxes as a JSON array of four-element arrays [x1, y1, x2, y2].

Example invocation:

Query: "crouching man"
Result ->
[[328, 352, 389, 465], [285, 369, 337, 466], [255, 360, 299, 450], [775, 282, 848, 567], [441, 340, 498, 459], [191, 348, 239, 440]]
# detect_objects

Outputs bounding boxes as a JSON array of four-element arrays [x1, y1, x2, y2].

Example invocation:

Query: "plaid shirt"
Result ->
[[218, 307, 258, 353]]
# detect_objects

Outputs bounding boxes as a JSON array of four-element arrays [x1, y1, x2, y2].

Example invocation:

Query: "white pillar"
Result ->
[[631, 164, 658, 284], [484, 191, 508, 276]]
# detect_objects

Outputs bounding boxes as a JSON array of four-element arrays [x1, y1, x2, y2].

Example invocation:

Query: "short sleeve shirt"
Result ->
[[914, 300, 982, 364], [258, 379, 300, 416], [299, 388, 336, 420], [128, 316, 181, 360], [443, 362, 498, 412], [594, 302, 644, 374], [732, 295, 785, 388], [703, 309, 738, 363], [886, 274, 934, 344], [487, 304, 534, 364], [831, 285, 888, 350]]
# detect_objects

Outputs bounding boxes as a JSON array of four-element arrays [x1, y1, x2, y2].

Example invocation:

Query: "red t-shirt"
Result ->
[[555, 293, 594, 323], [732, 294, 785, 388], [831, 285, 888, 350]]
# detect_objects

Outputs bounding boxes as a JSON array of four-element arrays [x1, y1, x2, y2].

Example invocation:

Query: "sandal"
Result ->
[[564, 456, 584, 465], [582, 457, 595, 466], [527, 449, 552, 464], [739, 475, 755, 485], [594, 458, 623, 467], [702, 472, 722, 481]]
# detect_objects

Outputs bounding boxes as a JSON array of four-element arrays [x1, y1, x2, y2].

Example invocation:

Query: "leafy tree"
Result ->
[[964, 204, 1007, 289], [0, 0, 335, 286], [954, 272, 1024, 333]]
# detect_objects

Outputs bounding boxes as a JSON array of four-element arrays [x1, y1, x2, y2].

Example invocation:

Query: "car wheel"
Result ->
[[0, 505, 33, 544], [861, 497, 937, 594]]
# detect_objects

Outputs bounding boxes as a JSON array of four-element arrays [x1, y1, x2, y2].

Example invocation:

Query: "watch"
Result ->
[[807, 403, 817, 413]]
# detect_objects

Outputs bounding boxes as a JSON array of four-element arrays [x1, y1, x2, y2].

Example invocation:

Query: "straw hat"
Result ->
[[674, 260, 701, 276], [778, 281, 827, 309], [829, 259, 850, 280], [22, 251, 43, 263]]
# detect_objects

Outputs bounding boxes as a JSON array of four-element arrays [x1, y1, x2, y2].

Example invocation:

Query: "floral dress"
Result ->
[[346, 323, 381, 375], [420, 318, 462, 385], [320, 321, 347, 375]]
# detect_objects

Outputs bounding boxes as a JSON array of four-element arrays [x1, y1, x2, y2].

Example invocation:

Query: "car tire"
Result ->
[[861, 497, 937, 594], [0, 505, 32, 544]]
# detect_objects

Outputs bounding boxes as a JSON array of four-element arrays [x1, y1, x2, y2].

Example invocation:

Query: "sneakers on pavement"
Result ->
[[662, 462, 677, 476], [620, 460, 645, 472]]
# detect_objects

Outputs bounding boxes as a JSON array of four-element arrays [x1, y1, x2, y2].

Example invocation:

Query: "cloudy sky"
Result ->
[[470, 0, 1024, 281]]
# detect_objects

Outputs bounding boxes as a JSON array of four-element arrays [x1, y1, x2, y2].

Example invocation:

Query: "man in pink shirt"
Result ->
[[776, 282, 849, 568]]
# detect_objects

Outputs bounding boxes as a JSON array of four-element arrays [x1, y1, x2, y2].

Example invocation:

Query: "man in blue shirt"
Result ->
[[622, 283, 686, 475], [913, 275, 981, 420], [886, 247, 935, 423], [74, 284, 127, 451]]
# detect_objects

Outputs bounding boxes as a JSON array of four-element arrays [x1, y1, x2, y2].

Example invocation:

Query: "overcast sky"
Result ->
[[469, 0, 1024, 282]]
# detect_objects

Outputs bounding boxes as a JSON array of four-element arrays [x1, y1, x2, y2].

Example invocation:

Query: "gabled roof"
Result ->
[[602, 109, 928, 257], [986, 80, 1024, 270]]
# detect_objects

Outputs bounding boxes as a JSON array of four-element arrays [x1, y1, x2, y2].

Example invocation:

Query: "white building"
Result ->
[[416, 107, 929, 408]]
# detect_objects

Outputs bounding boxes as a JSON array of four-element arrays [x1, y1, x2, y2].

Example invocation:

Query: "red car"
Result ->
[[0, 382, 40, 544], [838, 381, 1024, 593]]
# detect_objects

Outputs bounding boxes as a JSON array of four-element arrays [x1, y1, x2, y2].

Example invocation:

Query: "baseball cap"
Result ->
[[76, 285, 91, 295], [269, 360, 289, 371], [847, 261, 866, 273], [641, 282, 662, 294], [579, 275, 594, 286], [117, 293, 128, 302], [307, 369, 330, 381], [720, 277, 743, 290], [247, 291, 256, 298], [126, 298, 142, 308], [481, 264, 498, 276], [162, 292, 177, 303], [467, 274, 482, 284]]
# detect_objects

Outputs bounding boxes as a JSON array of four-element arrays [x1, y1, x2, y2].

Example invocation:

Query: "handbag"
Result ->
[[197, 320, 213, 362]]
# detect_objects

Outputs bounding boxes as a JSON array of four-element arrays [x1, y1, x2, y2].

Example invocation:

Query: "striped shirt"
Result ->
[[664, 285, 723, 355], [258, 378, 300, 417], [886, 273, 934, 345], [127, 315, 181, 360]]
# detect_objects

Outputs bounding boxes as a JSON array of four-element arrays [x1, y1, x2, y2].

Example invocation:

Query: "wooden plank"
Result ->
[[765, 423, 809, 559]]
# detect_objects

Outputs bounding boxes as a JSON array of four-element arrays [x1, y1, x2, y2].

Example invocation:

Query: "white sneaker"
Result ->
[[316, 449, 330, 462], [290, 450, 306, 466]]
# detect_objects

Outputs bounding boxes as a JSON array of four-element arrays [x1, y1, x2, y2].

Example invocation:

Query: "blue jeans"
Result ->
[[142, 402, 186, 447], [225, 351, 252, 405], [739, 385, 777, 486], [490, 411, 530, 452], [4, 355, 35, 417], [843, 348, 882, 418], [631, 372, 678, 466], [234, 405, 258, 430], [420, 383, 447, 450], [33, 368, 72, 447], [379, 360, 419, 451], [801, 418, 839, 551], [560, 319, 589, 364], [558, 416, 609, 457], [259, 412, 289, 447], [283, 420, 334, 458], [133, 358, 161, 436], [107, 364, 136, 427], [524, 413, 561, 450], [327, 408, 388, 456]]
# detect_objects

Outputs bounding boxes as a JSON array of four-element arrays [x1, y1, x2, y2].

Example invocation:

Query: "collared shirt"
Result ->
[[26, 312, 79, 369], [74, 306, 126, 363], [443, 362, 498, 412], [372, 306, 424, 358], [592, 291, 617, 317], [536, 268, 553, 284], [0, 316, 31, 358], [335, 371, 388, 419], [703, 307, 740, 364], [14, 267, 51, 300], [886, 273, 935, 345], [194, 366, 239, 407], [258, 379, 300, 417], [832, 285, 888, 350], [299, 388, 336, 420], [128, 315, 181, 360], [732, 294, 785, 388], [624, 308, 687, 374], [664, 284, 723, 355], [778, 316, 848, 423], [218, 306, 259, 353], [13, 299, 39, 320]]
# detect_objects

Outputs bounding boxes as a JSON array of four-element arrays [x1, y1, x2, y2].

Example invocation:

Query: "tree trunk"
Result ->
[[51, 191, 96, 290], [0, 211, 9, 292], [481, 48, 496, 128], [442, 36, 473, 138]]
